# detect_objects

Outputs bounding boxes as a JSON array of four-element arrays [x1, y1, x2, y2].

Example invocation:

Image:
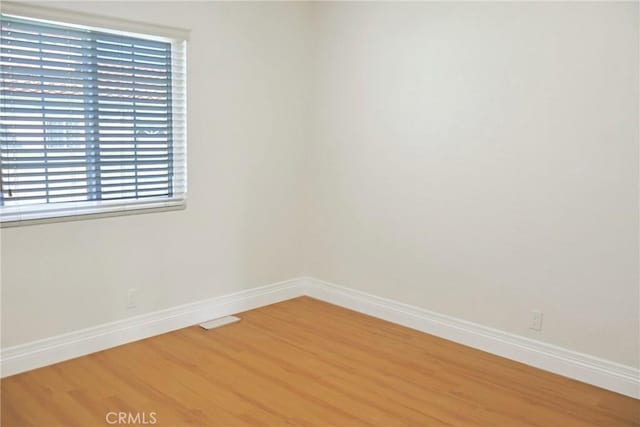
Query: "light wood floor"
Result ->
[[2, 297, 639, 427]]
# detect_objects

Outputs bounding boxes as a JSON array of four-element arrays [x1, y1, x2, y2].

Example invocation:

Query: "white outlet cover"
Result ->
[[126, 288, 137, 309], [529, 310, 543, 331]]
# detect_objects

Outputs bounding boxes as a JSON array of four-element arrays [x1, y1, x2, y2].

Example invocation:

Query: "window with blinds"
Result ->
[[0, 12, 186, 223]]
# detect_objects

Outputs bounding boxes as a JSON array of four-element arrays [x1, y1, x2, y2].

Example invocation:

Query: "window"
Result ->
[[0, 6, 187, 224]]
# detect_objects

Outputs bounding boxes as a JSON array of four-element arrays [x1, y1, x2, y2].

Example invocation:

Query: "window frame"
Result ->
[[0, 2, 189, 227]]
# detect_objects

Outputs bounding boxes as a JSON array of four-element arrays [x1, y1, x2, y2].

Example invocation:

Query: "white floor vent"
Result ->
[[199, 315, 241, 330]]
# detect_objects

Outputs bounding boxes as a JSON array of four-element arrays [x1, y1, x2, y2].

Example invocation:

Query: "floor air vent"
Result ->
[[199, 316, 241, 330]]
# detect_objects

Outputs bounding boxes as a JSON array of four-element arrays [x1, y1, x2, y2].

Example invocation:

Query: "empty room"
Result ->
[[0, 1, 638, 426]]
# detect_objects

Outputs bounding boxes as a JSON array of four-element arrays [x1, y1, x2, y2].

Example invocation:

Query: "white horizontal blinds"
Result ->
[[0, 14, 186, 219]]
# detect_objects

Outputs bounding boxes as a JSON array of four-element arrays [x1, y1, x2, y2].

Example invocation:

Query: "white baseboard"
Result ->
[[303, 277, 640, 399], [2, 276, 638, 399], [0, 277, 304, 378]]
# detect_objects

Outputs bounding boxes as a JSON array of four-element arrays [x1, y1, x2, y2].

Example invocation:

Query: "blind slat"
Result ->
[[0, 105, 172, 118], [0, 76, 171, 90], [1, 165, 177, 177], [1, 63, 173, 78], [2, 98, 175, 111], [20, 82, 170, 92], [1, 133, 174, 138], [1, 66, 181, 82]]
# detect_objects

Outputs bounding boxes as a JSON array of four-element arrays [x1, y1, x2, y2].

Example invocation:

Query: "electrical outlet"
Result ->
[[529, 310, 543, 331], [127, 288, 137, 309]]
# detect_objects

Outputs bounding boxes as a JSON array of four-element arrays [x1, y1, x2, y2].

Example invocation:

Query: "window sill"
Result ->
[[0, 200, 186, 228]]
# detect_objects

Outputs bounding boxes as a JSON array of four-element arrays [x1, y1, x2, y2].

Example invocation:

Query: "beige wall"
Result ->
[[2, 2, 638, 370], [306, 2, 639, 367], [0, 1, 312, 347]]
